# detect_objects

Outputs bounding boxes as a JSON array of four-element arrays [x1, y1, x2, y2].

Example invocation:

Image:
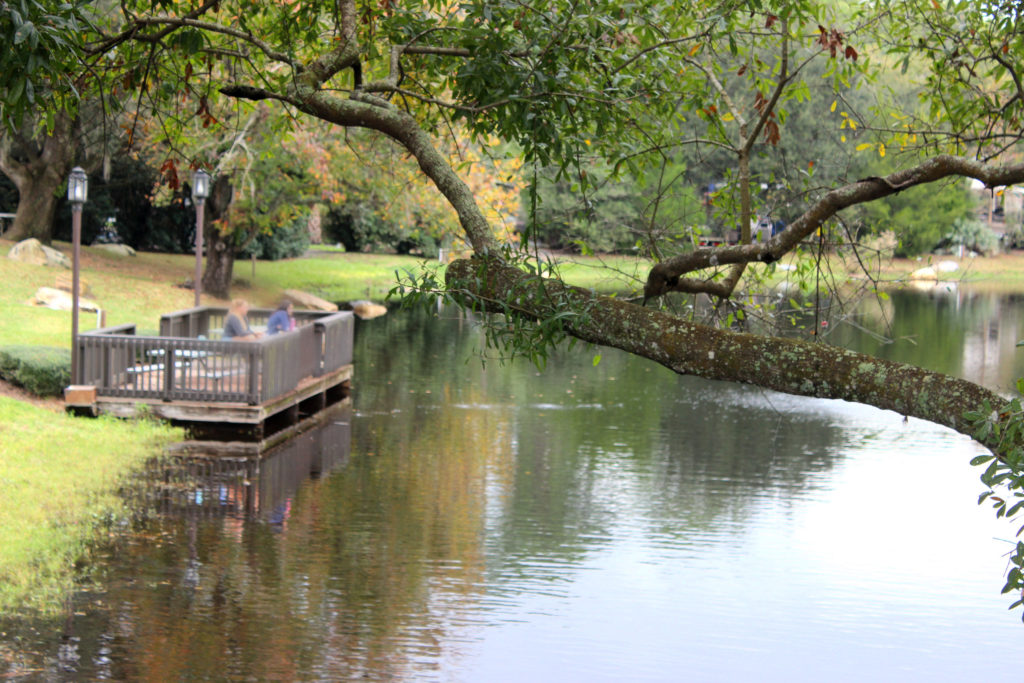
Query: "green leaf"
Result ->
[[1007, 500, 1024, 518], [13, 22, 35, 46]]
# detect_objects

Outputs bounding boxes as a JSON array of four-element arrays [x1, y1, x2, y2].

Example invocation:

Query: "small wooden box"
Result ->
[[64, 385, 97, 405]]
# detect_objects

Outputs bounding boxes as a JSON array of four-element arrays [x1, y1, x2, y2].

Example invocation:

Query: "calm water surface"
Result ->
[[3, 287, 1024, 681]]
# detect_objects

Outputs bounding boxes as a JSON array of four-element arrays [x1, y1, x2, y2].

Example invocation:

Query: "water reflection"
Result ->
[[146, 405, 352, 521], [3, 299, 1024, 681], [837, 285, 1024, 393]]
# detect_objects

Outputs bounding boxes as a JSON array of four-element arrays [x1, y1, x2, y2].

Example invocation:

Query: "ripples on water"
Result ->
[[437, 393, 1019, 682]]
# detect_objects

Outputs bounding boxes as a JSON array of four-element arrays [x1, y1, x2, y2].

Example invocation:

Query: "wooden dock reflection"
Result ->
[[140, 403, 352, 520]]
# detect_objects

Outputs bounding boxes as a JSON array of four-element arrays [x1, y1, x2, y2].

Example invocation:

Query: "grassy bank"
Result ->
[[0, 397, 179, 614]]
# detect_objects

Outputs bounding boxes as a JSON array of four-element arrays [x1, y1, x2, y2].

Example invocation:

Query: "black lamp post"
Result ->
[[68, 167, 88, 384], [192, 169, 211, 307]]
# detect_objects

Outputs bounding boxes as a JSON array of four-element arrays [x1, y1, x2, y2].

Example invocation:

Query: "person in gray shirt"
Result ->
[[223, 299, 262, 340]]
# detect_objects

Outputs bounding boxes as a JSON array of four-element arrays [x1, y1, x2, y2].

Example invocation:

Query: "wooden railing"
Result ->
[[77, 307, 354, 405]]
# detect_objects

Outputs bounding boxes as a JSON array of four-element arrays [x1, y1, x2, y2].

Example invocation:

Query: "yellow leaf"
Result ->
[[689, 44, 700, 56], [841, 134, 846, 142], [879, 143, 886, 157], [584, 139, 591, 146], [830, 100, 837, 112], [722, 112, 734, 121], [855, 143, 874, 151], [849, 120, 858, 130]]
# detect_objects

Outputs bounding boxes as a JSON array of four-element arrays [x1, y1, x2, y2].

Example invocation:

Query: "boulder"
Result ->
[[27, 286, 100, 312], [7, 238, 71, 268], [350, 300, 388, 320], [283, 289, 337, 311], [92, 243, 136, 257]]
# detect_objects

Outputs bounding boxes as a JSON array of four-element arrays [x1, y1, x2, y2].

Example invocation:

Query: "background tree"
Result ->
[[525, 159, 705, 254], [317, 126, 522, 256]]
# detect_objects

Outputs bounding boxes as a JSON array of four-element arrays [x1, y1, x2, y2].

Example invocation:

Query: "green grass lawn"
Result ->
[[0, 397, 179, 614], [249, 251, 437, 303], [0, 244, 436, 347]]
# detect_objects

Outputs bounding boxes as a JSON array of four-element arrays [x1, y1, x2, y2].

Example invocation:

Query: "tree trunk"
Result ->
[[0, 113, 76, 243], [5, 173, 62, 241], [201, 175, 235, 299], [446, 257, 1009, 452]]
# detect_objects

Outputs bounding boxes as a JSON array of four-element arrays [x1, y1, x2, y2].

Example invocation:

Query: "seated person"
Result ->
[[223, 299, 262, 341], [267, 300, 296, 335]]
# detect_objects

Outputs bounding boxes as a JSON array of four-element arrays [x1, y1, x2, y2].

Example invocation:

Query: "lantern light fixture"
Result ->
[[192, 168, 211, 201], [67, 166, 88, 204]]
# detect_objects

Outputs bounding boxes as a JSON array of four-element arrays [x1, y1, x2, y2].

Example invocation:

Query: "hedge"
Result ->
[[0, 346, 71, 396]]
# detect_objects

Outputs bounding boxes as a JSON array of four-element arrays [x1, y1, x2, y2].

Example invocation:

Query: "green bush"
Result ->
[[0, 346, 71, 396], [322, 203, 438, 257], [523, 161, 705, 255], [239, 213, 312, 261], [943, 217, 999, 255]]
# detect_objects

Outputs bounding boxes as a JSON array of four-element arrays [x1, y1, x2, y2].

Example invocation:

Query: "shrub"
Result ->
[[943, 217, 999, 255], [853, 176, 979, 257], [321, 203, 439, 257], [0, 346, 71, 396], [239, 214, 312, 261]]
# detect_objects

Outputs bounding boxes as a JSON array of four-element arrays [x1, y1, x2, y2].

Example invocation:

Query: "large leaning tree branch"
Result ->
[[643, 155, 1024, 302], [446, 257, 1010, 452]]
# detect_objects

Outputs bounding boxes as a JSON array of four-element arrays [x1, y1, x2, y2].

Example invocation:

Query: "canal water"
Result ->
[[3, 285, 1024, 681]]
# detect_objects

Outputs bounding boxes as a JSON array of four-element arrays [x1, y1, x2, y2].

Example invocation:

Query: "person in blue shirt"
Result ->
[[267, 300, 296, 335]]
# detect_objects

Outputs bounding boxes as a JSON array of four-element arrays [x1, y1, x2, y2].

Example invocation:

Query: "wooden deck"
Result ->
[[65, 305, 355, 443]]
